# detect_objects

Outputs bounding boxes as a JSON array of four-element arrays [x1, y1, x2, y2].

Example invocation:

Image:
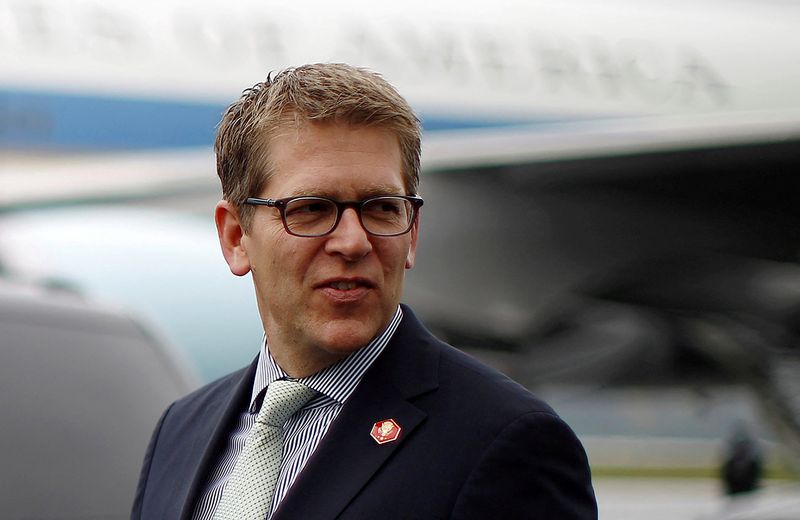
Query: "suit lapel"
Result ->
[[177, 359, 258, 520], [272, 308, 440, 519]]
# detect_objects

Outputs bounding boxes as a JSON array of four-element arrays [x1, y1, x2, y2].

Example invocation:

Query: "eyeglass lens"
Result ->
[[284, 197, 414, 236]]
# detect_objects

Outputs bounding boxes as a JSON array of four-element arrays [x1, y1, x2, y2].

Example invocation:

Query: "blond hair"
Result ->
[[215, 63, 421, 230]]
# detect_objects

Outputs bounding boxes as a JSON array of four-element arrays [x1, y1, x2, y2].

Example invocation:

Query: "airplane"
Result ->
[[2, 0, 800, 481]]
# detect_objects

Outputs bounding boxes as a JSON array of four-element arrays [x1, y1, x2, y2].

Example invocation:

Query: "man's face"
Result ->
[[217, 121, 418, 376]]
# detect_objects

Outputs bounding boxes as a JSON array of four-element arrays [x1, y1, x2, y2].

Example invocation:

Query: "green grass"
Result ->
[[591, 465, 800, 480]]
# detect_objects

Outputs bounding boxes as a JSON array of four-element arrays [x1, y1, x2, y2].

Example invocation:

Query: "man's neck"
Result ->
[[266, 340, 349, 379]]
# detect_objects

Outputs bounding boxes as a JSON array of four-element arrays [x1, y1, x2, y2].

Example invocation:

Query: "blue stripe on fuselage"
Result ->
[[1, 88, 222, 150], [0, 88, 556, 151]]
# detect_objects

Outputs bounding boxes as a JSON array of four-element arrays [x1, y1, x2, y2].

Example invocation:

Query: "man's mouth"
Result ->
[[330, 280, 359, 290], [317, 278, 376, 300]]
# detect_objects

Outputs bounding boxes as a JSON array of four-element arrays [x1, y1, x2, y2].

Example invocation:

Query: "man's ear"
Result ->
[[215, 200, 252, 276], [405, 214, 419, 269]]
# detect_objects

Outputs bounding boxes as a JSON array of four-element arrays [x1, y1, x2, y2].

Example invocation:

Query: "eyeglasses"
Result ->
[[243, 195, 424, 237]]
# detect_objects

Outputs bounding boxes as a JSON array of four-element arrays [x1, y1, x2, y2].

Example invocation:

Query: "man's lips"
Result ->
[[315, 277, 376, 290], [315, 277, 376, 302], [314, 277, 377, 303]]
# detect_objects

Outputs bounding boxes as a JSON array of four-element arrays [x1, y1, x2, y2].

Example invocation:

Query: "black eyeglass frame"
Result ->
[[243, 195, 424, 237]]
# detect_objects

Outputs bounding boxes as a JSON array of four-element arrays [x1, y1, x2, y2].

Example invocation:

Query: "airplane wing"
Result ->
[[0, 149, 216, 209], [4, 107, 799, 206], [422, 108, 800, 175]]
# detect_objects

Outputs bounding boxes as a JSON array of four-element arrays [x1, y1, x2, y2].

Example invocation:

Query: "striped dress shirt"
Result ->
[[191, 307, 403, 520]]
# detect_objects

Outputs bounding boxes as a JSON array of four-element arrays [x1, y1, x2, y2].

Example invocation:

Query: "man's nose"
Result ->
[[324, 208, 373, 260]]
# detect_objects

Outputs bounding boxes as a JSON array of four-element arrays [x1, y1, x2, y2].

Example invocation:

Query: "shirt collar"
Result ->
[[250, 306, 403, 413]]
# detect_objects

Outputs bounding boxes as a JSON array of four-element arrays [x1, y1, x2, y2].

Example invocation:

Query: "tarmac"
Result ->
[[595, 477, 800, 520]]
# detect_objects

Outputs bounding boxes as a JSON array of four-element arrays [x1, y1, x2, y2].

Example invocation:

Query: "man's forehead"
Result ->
[[255, 121, 407, 198]]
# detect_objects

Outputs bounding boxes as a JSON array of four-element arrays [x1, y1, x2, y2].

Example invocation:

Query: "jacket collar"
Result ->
[[271, 304, 440, 519]]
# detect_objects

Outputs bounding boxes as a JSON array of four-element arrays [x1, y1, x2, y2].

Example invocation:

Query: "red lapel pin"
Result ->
[[370, 418, 401, 444]]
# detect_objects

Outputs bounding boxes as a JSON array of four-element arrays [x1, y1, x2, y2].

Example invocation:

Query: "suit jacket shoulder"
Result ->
[[273, 306, 597, 519]]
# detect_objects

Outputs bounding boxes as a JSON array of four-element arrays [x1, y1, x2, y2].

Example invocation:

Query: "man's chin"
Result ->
[[315, 319, 382, 355]]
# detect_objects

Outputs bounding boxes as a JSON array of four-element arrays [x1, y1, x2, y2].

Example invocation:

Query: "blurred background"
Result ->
[[2, 0, 799, 517]]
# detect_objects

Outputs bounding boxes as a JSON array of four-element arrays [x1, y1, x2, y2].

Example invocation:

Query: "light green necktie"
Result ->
[[214, 379, 316, 520]]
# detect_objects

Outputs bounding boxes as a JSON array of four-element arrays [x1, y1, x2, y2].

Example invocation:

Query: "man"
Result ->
[[132, 63, 597, 519]]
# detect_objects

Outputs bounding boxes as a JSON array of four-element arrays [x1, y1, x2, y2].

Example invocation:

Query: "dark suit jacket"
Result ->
[[132, 306, 597, 519]]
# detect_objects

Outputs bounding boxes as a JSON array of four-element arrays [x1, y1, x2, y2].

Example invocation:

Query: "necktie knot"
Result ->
[[258, 379, 316, 428]]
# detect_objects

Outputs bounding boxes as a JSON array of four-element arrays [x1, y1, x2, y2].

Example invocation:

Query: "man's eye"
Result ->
[[365, 199, 406, 219], [287, 201, 330, 216], [378, 202, 402, 213]]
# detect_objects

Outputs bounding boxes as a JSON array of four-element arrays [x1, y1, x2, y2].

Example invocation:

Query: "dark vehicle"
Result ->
[[0, 206, 263, 382], [0, 280, 198, 519]]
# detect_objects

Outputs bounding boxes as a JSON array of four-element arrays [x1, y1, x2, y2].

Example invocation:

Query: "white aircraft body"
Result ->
[[1, 0, 799, 204]]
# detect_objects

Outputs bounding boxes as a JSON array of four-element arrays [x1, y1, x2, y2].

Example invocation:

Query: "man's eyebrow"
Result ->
[[360, 185, 408, 197], [287, 185, 406, 199]]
